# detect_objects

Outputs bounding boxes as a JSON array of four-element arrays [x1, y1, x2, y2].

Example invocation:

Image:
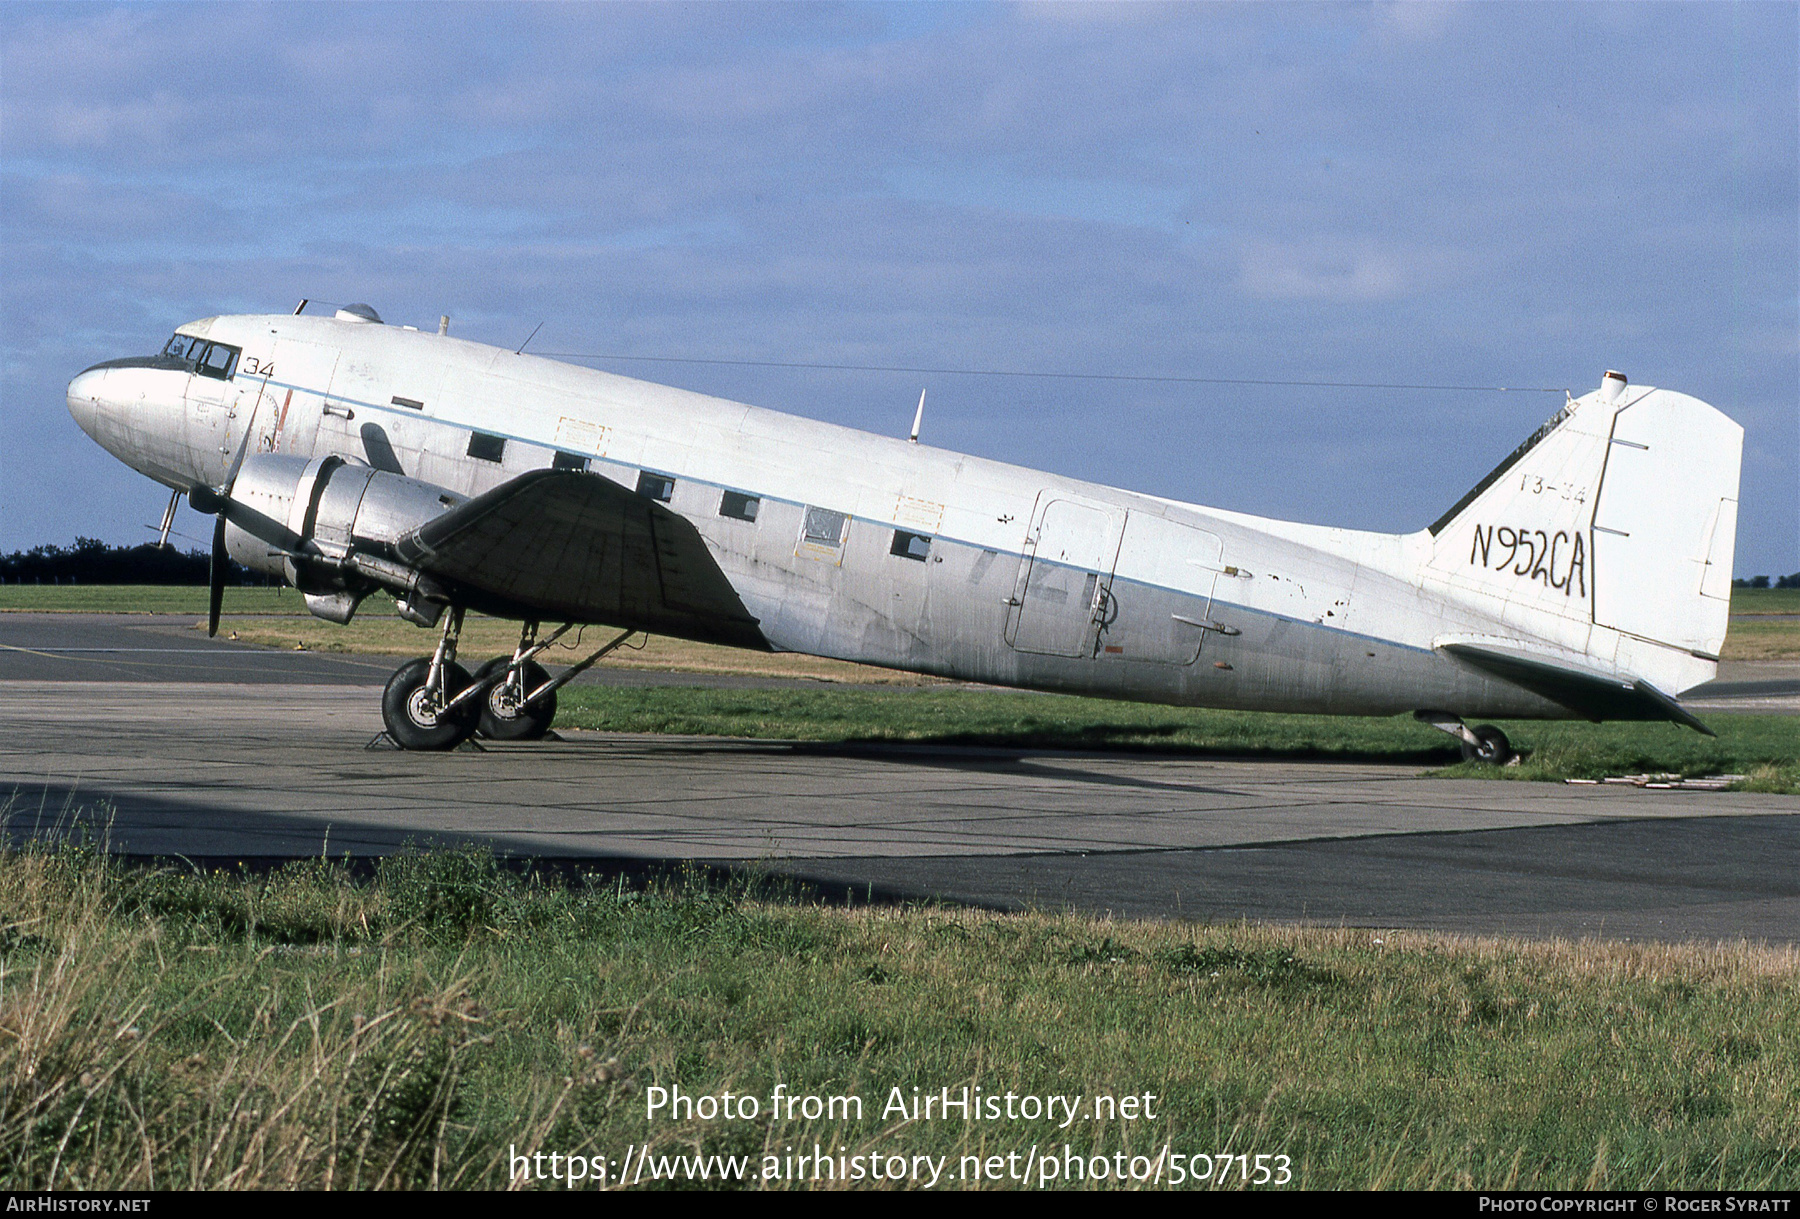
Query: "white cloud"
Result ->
[[1371, 1, 1462, 44], [1235, 238, 1445, 303]]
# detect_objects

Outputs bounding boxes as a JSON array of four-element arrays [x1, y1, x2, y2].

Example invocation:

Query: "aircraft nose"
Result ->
[[66, 366, 108, 439]]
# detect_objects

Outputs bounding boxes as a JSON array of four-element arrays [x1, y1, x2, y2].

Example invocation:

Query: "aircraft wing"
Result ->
[[395, 469, 768, 649], [1435, 637, 1713, 735]]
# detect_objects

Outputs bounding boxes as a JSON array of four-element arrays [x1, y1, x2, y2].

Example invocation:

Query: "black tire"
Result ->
[[381, 657, 478, 751], [1460, 724, 1513, 765], [473, 656, 556, 741]]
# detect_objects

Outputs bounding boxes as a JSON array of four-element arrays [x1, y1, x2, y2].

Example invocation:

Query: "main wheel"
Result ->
[[473, 657, 556, 740], [381, 657, 479, 750], [1460, 724, 1513, 765]]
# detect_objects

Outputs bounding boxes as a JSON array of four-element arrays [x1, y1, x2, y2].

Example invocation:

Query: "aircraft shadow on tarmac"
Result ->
[[7, 779, 1799, 944], [781, 742, 1261, 796]]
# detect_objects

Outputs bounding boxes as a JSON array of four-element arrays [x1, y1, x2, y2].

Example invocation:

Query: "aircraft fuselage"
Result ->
[[67, 309, 1735, 727]]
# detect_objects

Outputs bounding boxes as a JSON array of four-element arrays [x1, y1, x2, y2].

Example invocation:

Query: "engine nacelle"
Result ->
[[223, 452, 463, 618]]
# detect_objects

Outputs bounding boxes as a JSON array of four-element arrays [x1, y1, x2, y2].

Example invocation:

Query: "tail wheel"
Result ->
[[473, 657, 557, 741], [1460, 724, 1513, 765], [381, 657, 478, 750]]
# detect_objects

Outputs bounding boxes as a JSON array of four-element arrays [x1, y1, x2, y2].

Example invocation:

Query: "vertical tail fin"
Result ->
[[1424, 372, 1743, 685]]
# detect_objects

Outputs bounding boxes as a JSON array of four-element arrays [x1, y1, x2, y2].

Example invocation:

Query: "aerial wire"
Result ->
[[536, 351, 1568, 394]]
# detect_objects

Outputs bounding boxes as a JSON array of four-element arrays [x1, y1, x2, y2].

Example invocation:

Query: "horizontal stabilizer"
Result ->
[[397, 469, 767, 648], [1438, 639, 1713, 735]]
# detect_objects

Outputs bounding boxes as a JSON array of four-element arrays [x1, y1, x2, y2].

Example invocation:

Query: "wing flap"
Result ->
[[395, 469, 767, 648], [1437, 638, 1713, 735]]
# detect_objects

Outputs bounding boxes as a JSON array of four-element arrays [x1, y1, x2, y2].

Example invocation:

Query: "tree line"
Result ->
[[0, 538, 274, 585]]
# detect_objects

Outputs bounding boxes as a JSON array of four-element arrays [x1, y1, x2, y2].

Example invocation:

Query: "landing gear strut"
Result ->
[[381, 607, 479, 750], [455, 623, 637, 740], [378, 618, 640, 751], [473, 620, 558, 740], [1414, 711, 1514, 765]]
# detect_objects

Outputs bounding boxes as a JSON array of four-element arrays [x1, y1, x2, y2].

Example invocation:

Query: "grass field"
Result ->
[[1720, 586, 1800, 660], [1718, 616, 1800, 661], [3, 840, 1796, 1191], [0, 584, 302, 615], [552, 687, 1800, 792], [1730, 587, 1800, 615]]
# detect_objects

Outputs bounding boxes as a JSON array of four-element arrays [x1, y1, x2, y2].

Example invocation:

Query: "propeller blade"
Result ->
[[207, 393, 264, 637], [220, 397, 260, 495], [208, 510, 227, 637]]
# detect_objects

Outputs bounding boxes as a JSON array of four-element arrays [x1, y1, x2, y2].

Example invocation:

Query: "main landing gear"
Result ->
[[1414, 711, 1514, 765], [378, 611, 639, 751]]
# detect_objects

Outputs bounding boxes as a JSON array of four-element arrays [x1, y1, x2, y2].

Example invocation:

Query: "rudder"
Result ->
[[1589, 386, 1742, 659]]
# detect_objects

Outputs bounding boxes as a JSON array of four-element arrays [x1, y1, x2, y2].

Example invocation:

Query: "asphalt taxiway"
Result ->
[[4, 613, 1798, 941]]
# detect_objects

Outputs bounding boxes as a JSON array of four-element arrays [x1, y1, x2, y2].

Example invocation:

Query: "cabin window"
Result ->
[[890, 530, 932, 562], [802, 506, 848, 547], [467, 432, 506, 463], [552, 451, 590, 472], [636, 472, 675, 502], [195, 342, 239, 381], [719, 491, 760, 522]]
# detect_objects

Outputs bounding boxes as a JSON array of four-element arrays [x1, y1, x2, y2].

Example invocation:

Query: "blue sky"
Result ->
[[3, 1, 1794, 575]]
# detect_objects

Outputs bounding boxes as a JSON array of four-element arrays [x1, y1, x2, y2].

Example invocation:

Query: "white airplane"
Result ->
[[66, 302, 1743, 757]]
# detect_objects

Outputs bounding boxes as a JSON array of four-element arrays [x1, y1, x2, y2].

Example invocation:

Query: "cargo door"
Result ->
[[1005, 495, 1122, 657]]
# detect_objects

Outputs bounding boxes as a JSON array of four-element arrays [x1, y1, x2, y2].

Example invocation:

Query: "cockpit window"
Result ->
[[160, 334, 240, 379], [197, 342, 238, 380]]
